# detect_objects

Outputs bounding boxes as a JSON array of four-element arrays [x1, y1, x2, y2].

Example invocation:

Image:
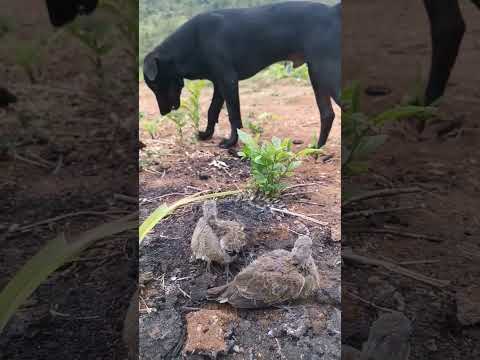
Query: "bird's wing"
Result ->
[[233, 254, 306, 305], [191, 219, 223, 261]]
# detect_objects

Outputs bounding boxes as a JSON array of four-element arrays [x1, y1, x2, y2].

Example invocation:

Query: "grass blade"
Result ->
[[0, 213, 137, 333], [139, 190, 242, 243]]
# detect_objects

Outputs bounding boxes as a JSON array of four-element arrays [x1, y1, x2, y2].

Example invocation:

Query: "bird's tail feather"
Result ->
[[206, 284, 229, 299]]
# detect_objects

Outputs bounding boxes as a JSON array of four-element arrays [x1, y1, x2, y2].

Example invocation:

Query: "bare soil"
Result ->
[[0, 2, 137, 359], [342, 1, 480, 359], [139, 71, 341, 358]]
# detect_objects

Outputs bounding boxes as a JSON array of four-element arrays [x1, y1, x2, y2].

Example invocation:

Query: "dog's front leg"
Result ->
[[424, 0, 465, 106], [198, 83, 224, 140], [217, 75, 242, 149]]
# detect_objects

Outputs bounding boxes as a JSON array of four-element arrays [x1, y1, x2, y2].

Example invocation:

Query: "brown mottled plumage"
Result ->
[[191, 200, 246, 275], [207, 235, 319, 308]]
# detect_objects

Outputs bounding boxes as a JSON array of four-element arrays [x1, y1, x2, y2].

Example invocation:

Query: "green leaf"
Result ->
[[372, 105, 436, 126], [353, 135, 387, 159], [0, 213, 137, 333], [297, 147, 323, 158]]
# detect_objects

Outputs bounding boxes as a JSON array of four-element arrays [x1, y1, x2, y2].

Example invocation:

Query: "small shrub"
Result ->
[[166, 111, 188, 142], [181, 80, 207, 132], [264, 63, 310, 82], [342, 82, 437, 176], [245, 120, 264, 135], [238, 130, 321, 198], [143, 118, 161, 139], [13, 40, 48, 84], [67, 18, 114, 79]]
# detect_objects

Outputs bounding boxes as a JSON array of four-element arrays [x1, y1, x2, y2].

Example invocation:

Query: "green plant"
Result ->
[[237, 130, 321, 198], [245, 120, 264, 135], [12, 39, 49, 84], [0, 17, 10, 38], [67, 18, 114, 79], [263, 63, 310, 82], [166, 111, 188, 142], [143, 120, 158, 139], [342, 82, 437, 176], [181, 80, 207, 132], [101, 0, 139, 78]]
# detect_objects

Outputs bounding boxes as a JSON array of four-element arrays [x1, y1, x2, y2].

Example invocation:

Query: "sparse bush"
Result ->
[[143, 118, 161, 139], [181, 80, 207, 132], [342, 82, 437, 176], [67, 18, 115, 79], [12, 39, 49, 84], [245, 120, 264, 135], [238, 130, 321, 198], [166, 111, 188, 142], [264, 63, 310, 82]]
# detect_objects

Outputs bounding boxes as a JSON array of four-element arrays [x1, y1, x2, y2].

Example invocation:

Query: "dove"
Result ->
[[207, 235, 320, 308], [191, 200, 246, 277]]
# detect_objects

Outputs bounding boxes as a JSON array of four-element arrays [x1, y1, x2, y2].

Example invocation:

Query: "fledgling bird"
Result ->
[[207, 235, 320, 308], [191, 200, 246, 277]]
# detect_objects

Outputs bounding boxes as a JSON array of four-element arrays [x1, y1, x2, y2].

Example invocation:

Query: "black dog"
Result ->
[[144, 1, 341, 149]]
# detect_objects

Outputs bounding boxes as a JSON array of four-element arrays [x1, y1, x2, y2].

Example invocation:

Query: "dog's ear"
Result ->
[[143, 54, 159, 81]]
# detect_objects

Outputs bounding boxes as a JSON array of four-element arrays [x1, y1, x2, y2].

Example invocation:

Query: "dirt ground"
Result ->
[[342, 0, 480, 359], [0, 2, 137, 359], [139, 68, 341, 357]]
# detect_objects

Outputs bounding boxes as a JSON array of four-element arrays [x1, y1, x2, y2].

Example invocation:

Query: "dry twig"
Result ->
[[269, 206, 328, 226], [342, 187, 422, 207], [343, 249, 449, 288]]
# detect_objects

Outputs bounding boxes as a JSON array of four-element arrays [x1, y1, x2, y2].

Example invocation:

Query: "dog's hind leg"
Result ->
[[423, 0, 465, 106], [198, 83, 224, 140], [308, 61, 339, 149]]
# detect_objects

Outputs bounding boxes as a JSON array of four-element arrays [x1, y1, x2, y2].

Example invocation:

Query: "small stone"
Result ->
[[293, 139, 304, 145], [184, 309, 237, 356], [425, 339, 438, 352], [233, 345, 243, 353]]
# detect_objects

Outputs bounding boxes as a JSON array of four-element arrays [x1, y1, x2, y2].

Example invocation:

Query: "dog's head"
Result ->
[[143, 52, 184, 116]]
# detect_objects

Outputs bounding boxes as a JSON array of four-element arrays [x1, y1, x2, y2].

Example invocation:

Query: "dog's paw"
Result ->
[[219, 138, 237, 149], [197, 130, 213, 141]]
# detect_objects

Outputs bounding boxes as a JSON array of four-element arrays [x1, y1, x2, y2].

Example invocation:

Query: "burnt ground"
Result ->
[[342, 1, 480, 359], [140, 197, 340, 359], [139, 58, 341, 357], [1, 2, 137, 359]]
